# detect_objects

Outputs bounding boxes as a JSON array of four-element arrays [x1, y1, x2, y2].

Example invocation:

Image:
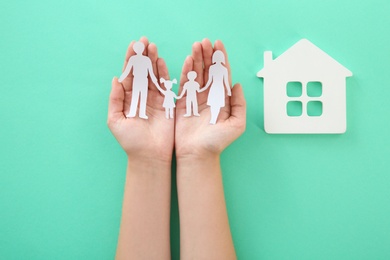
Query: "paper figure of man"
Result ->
[[178, 71, 200, 117], [118, 41, 161, 119]]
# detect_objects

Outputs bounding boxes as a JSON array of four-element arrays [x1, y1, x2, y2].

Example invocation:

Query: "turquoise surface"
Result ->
[[1, 0, 389, 259]]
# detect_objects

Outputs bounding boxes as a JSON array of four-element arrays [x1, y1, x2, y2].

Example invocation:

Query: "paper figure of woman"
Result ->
[[199, 50, 232, 124]]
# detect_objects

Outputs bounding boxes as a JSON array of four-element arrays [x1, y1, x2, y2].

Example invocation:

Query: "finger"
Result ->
[[214, 40, 232, 86], [153, 57, 170, 105], [108, 77, 125, 123], [121, 41, 136, 91], [192, 42, 204, 86], [177, 56, 193, 109], [179, 56, 193, 93], [148, 43, 159, 91], [201, 38, 213, 85], [122, 41, 136, 71], [139, 36, 149, 55], [229, 83, 246, 122], [157, 57, 170, 87]]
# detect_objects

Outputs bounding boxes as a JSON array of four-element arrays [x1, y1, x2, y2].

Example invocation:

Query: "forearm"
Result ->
[[116, 157, 171, 260], [176, 154, 236, 260]]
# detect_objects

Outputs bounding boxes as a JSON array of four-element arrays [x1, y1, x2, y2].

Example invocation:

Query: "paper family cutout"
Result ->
[[118, 42, 231, 124], [257, 39, 352, 134]]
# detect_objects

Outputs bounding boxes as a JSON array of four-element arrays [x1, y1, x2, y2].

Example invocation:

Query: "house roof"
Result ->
[[257, 39, 353, 79]]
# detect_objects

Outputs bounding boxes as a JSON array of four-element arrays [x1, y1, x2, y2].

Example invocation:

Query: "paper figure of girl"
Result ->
[[178, 71, 200, 117], [199, 50, 232, 124], [160, 78, 180, 119]]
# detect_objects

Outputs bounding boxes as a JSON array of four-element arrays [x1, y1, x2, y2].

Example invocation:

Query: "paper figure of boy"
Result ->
[[118, 41, 162, 119], [159, 78, 180, 119], [199, 50, 231, 124], [178, 71, 200, 117]]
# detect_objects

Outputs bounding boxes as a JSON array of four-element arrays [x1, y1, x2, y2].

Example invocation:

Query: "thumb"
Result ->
[[107, 77, 125, 124], [229, 83, 246, 126]]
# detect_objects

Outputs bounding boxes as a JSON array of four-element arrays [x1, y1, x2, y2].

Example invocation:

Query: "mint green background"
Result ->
[[1, 0, 389, 259]]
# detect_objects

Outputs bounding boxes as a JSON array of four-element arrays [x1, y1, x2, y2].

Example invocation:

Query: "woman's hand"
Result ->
[[107, 37, 174, 163], [175, 39, 246, 160]]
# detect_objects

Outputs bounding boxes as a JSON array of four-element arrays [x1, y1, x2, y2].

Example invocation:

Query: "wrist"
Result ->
[[127, 154, 172, 172], [176, 152, 220, 164], [126, 147, 173, 165], [175, 143, 222, 163], [176, 152, 221, 178]]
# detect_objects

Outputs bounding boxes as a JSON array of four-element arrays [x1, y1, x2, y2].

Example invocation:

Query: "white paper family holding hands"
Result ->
[[118, 41, 231, 124]]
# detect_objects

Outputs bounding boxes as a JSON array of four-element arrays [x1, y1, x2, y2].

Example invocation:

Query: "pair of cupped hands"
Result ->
[[107, 37, 246, 163]]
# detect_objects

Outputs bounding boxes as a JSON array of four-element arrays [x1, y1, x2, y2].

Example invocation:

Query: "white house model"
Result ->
[[257, 39, 352, 134]]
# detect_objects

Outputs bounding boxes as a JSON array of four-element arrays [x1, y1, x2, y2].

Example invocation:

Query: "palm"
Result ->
[[118, 90, 174, 159], [176, 95, 232, 156]]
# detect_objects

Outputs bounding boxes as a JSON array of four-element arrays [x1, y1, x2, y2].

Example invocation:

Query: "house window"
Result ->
[[307, 101, 322, 116], [307, 82, 322, 97], [287, 101, 302, 116], [286, 82, 302, 97], [286, 81, 323, 117]]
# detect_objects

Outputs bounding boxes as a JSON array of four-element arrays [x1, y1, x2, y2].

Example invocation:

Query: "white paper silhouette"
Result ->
[[159, 78, 179, 119], [199, 50, 232, 124], [118, 41, 162, 119], [257, 39, 353, 134], [178, 71, 200, 117]]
